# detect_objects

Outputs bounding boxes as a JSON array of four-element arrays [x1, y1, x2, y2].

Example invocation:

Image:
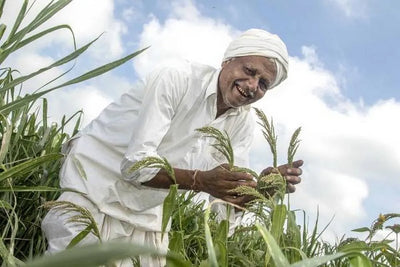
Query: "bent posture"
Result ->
[[42, 29, 303, 266]]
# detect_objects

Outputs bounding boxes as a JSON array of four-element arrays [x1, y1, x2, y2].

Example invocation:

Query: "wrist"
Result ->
[[191, 169, 202, 192]]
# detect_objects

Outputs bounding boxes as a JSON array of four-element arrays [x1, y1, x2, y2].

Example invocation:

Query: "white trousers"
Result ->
[[42, 192, 168, 267]]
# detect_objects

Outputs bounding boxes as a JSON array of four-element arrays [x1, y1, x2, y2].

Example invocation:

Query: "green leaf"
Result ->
[[0, 0, 5, 18], [0, 23, 6, 41], [0, 236, 25, 266], [215, 219, 229, 267], [0, 47, 148, 115], [168, 230, 184, 255], [1, 35, 99, 93], [14, 24, 76, 55], [0, 199, 12, 210], [256, 223, 290, 267], [26, 241, 168, 267], [0, 153, 63, 182], [204, 203, 219, 267], [66, 225, 92, 249], [0, 115, 12, 164], [349, 254, 372, 267], [50, 46, 148, 89], [162, 184, 178, 238], [6, 0, 28, 43], [290, 252, 372, 267], [0, 186, 64, 192], [351, 227, 371, 233], [72, 155, 87, 180], [271, 204, 287, 243]]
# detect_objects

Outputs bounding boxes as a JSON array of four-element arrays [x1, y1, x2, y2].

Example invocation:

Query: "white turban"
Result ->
[[222, 29, 289, 89]]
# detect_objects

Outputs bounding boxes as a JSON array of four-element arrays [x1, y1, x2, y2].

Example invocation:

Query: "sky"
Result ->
[[3, 0, 400, 243]]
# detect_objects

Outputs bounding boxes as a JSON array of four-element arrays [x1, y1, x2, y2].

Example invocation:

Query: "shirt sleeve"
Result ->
[[120, 67, 187, 187]]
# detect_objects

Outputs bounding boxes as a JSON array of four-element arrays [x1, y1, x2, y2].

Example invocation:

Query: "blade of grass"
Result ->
[[0, 153, 63, 182], [26, 241, 163, 267], [205, 201, 221, 267], [14, 24, 76, 52], [0, 24, 6, 41], [162, 184, 178, 239], [0, 0, 5, 18], [0, 185, 66, 192], [256, 222, 290, 267], [0, 47, 148, 115], [5, 0, 28, 44], [0, 115, 12, 163], [1, 35, 99, 93], [271, 204, 287, 243]]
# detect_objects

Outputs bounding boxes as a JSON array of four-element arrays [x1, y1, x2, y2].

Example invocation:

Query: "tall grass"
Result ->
[[0, 0, 146, 265]]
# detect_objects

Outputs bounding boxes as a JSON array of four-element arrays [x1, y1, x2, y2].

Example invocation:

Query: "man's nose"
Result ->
[[246, 78, 259, 97]]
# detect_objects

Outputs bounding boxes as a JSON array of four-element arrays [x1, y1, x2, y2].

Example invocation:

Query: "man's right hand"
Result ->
[[194, 164, 257, 207]]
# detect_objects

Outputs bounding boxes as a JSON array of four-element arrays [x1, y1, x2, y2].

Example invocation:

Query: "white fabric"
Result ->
[[42, 192, 167, 267], [222, 28, 289, 89], [55, 60, 255, 234]]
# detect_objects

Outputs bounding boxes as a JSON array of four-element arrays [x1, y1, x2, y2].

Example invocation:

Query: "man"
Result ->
[[42, 29, 303, 266]]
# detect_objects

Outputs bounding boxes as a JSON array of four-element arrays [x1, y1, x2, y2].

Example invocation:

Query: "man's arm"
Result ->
[[142, 164, 257, 207]]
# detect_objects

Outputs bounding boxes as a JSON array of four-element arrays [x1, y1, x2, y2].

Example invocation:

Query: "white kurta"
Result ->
[[42, 60, 255, 264]]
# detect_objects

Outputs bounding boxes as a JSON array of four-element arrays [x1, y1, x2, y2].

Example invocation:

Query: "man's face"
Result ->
[[217, 55, 277, 112]]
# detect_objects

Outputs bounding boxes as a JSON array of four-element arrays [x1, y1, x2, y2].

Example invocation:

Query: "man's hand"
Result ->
[[260, 159, 303, 193], [194, 164, 257, 207]]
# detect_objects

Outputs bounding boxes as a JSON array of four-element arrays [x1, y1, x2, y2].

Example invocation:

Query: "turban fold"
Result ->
[[222, 29, 289, 89]]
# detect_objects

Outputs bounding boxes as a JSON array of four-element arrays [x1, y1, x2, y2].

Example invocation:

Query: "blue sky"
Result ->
[[4, 0, 400, 243], [119, 0, 400, 105]]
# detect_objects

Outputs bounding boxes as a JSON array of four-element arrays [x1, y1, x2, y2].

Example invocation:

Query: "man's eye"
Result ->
[[244, 67, 255, 75], [259, 80, 270, 91]]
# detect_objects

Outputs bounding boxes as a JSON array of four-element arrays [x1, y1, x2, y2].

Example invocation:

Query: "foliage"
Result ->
[[0, 0, 145, 264]]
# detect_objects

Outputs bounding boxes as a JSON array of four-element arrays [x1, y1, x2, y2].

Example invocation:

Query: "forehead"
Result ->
[[231, 55, 276, 73]]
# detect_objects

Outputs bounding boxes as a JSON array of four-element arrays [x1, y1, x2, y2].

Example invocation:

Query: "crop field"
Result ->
[[1, 1, 399, 266]]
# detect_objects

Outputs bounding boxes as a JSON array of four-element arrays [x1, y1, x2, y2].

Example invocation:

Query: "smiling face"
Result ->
[[217, 55, 277, 116]]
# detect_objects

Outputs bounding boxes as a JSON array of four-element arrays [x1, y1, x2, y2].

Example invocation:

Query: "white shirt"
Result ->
[[60, 60, 255, 232]]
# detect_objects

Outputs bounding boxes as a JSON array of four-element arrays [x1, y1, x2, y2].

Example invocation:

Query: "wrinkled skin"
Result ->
[[216, 55, 277, 117]]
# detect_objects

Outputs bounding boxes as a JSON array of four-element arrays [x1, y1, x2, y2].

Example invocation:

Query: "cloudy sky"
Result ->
[[3, 0, 400, 242]]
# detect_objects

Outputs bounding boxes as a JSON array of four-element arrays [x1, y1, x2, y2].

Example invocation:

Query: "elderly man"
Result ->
[[42, 29, 303, 266]]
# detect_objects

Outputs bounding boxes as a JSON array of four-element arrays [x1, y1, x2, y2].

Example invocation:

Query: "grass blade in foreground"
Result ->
[[204, 200, 222, 267], [290, 252, 372, 267], [0, 153, 63, 182], [26, 241, 188, 267], [256, 222, 290, 267]]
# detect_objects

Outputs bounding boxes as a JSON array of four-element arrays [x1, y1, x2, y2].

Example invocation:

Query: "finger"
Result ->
[[229, 171, 253, 181], [224, 195, 244, 205], [286, 167, 302, 176], [286, 183, 296, 193], [292, 160, 304, 168], [233, 180, 257, 188], [285, 175, 301, 185], [260, 167, 277, 176]]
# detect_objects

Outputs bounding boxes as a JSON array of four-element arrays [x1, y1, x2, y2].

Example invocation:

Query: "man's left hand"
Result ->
[[260, 159, 303, 193]]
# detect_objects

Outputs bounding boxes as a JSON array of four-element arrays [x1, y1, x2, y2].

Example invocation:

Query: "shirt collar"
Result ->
[[205, 68, 251, 114]]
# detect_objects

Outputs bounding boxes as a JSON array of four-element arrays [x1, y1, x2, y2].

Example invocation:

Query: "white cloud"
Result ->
[[133, 0, 238, 78], [252, 46, 400, 238], [2, 0, 126, 62], [2, 0, 131, 130], [45, 85, 112, 129]]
